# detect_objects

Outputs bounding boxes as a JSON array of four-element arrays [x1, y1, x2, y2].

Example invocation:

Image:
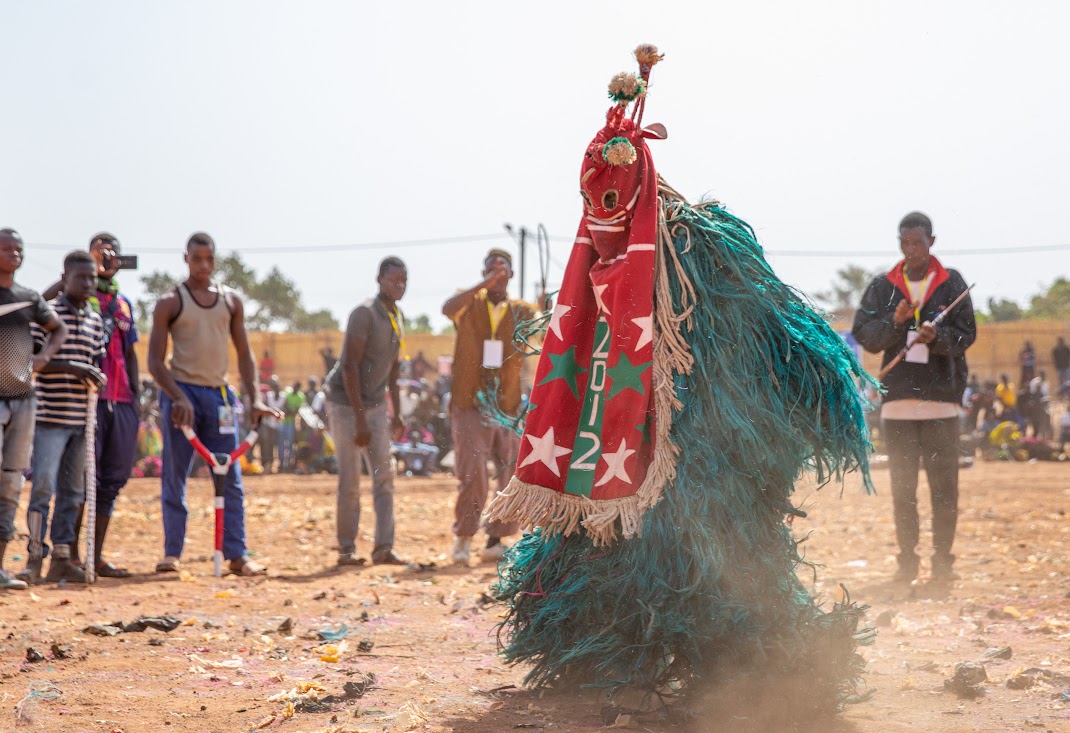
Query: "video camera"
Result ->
[[103, 254, 139, 270]]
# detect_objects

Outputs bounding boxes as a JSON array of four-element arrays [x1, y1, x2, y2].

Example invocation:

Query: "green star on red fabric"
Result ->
[[538, 345, 588, 398], [608, 352, 650, 398]]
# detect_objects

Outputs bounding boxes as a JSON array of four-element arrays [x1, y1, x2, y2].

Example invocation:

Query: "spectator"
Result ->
[[20, 251, 106, 584], [279, 381, 305, 472], [442, 249, 536, 564], [0, 229, 67, 590], [260, 377, 284, 473], [319, 346, 337, 378], [1019, 340, 1036, 384], [852, 211, 976, 583], [410, 351, 431, 381], [1028, 371, 1052, 439], [40, 232, 142, 578], [324, 257, 407, 567], [147, 232, 279, 576], [1053, 337, 1070, 389], [258, 350, 274, 385]]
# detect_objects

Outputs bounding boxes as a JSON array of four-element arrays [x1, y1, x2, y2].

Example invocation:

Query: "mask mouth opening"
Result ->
[[602, 190, 619, 210]]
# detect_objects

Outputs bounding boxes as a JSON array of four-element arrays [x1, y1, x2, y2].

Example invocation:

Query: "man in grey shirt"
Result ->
[[325, 257, 407, 567]]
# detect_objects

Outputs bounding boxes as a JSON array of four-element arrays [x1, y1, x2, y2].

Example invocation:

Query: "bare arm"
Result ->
[[125, 344, 140, 400], [227, 292, 278, 424], [41, 278, 64, 301], [147, 292, 197, 427], [388, 357, 402, 439], [441, 266, 509, 321], [32, 316, 68, 372]]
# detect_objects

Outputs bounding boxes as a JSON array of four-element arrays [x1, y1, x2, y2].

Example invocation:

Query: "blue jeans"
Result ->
[[0, 397, 36, 543], [160, 383, 247, 560], [27, 423, 86, 557], [278, 422, 295, 471]]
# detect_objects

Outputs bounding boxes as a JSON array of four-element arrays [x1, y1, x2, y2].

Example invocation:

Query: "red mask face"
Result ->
[[579, 115, 649, 262]]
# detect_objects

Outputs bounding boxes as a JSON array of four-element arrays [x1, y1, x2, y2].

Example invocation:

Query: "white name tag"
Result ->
[[482, 339, 504, 368], [905, 330, 930, 364]]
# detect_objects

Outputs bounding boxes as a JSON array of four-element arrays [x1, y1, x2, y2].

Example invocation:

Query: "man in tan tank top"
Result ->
[[147, 233, 280, 576]]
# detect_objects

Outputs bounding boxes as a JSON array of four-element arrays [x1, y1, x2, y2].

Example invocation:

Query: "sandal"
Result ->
[[336, 553, 367, 567], [97, 561, 132, 578], [228, 557, 267, 576], [155, 557, 181, 573]]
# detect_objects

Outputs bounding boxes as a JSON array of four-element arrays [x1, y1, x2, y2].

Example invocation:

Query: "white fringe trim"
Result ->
[[483, 476, 645, 547]]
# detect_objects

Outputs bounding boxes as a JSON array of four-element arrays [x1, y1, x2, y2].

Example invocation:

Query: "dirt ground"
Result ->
[[1, 460, 1068, 733]]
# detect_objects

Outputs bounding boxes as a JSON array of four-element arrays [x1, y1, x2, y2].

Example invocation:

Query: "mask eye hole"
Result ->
[[602, 189, 619, 209], [580, 190, 593, 209]]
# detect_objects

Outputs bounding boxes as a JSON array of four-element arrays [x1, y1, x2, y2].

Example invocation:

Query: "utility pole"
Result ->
[[503, 224, 528, 300]]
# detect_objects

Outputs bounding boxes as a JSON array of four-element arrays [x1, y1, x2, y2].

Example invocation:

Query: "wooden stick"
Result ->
[[877, 284, 975, 381]]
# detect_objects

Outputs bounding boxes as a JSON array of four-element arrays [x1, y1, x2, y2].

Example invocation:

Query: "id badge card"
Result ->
[[483, 339, 504, 368], [218, 404, 237, 434], [905, 330, 930, 364]]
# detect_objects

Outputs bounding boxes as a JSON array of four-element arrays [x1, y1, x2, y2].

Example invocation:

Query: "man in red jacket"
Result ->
[[852, 212, 976, 583]]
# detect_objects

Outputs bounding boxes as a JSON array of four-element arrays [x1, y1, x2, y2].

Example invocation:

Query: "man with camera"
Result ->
[[41, 233, 141, 578]]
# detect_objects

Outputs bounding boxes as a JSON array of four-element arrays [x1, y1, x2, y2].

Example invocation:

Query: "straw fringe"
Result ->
[[484, 475, 645, 547]]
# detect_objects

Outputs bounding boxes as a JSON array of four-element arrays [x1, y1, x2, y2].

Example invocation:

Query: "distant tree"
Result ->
[[815, 264, 876, 318], [290, 308, 340, 333], [138, 253, 338, 333], [1028, 278, 1070, 319], [405, 314, 434, 334], [985, 297, 1024, 322], [136, 271, 180, 332]]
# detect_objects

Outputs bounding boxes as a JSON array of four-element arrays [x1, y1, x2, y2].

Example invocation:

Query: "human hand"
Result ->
[[31, 354, 49, 373], [71, 363, 107, 389], [481, 263, 510, 291], [893, 298, 917, 326], [391, 415, 405, 441], [915, 321, 937, 344], [354, 413, 372, 447], [170, 395, 195, 429]]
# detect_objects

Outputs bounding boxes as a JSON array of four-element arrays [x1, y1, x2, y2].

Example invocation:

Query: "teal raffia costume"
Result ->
[[482, 45, 874, 719]]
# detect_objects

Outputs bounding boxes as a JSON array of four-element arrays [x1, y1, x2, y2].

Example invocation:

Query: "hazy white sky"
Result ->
[[3, 1, 1068, 330]]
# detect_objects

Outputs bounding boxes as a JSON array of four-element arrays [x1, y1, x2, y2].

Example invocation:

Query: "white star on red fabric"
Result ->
[[595, 438, 636, 487], [519, 426, 572, 478], [593, 283, 611, 315], [631, 315, 652, 351], [548, 304, 572, 340]]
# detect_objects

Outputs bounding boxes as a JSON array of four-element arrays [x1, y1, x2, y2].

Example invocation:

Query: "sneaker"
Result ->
[[16, 557, 43, 586], [451, 536, 472, 564], [0, 568, 29, 590], [479, 542, 507, 563]]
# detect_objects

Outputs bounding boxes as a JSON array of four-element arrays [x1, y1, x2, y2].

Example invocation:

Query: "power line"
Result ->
[[25, 233, 1070, 258], [545, 234, 1070, 258], [26, 233, 505, 254]]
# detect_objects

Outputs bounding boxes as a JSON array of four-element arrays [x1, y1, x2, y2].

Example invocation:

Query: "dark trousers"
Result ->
[[95, 400, 139, 517], [883, 417, 959, 562], [258, 424, 277, 472]]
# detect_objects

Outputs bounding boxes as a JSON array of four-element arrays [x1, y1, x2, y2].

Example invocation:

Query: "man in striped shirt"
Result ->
[[18, 251, 106, 584]]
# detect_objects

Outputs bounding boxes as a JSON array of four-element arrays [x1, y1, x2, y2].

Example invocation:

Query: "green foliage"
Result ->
[[404, 314, 434, 334], [816, 264, 875, 317], [1029, 277, 1070, 319], [138, 253, 338, 333], [985, 297, 1024, 322], [135, 271, 180, 331]]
